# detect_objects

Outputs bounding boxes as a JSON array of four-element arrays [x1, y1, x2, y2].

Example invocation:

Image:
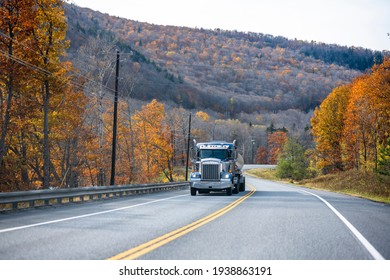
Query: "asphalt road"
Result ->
[[0, 175, 389, 260]]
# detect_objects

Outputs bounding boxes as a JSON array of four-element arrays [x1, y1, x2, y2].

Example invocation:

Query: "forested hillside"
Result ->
[[64, 3, 385, 117]]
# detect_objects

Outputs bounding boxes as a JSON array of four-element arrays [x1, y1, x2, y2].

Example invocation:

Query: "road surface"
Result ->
[[0, 175, 389, 260]]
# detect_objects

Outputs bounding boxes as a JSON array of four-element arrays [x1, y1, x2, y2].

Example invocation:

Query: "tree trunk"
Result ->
[[43, 80, 50, 189], [0, 83, 13, 167], [20, 130, 30, 185], [0, 28, 14, 168]]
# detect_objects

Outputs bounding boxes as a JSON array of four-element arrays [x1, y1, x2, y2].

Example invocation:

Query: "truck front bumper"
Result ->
[[190, 179, 233, 190]]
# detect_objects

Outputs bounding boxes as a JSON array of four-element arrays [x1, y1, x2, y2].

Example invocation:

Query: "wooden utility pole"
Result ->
[[185, 114, 191, 181], [110, 51, 120, 185]]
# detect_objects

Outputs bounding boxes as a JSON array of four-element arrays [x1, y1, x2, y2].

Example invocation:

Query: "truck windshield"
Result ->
[[200, 149, 228, 160]]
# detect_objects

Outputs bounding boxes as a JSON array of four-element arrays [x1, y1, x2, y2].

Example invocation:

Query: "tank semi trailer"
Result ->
[[189, 140, 246, 196]]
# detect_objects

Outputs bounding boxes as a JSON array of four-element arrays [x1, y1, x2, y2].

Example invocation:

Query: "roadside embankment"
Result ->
[[246, 168, 390, 204]]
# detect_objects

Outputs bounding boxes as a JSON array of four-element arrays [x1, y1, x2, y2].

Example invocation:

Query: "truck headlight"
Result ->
[[221, 172, 232, 179], [190, 172, 201, 179]]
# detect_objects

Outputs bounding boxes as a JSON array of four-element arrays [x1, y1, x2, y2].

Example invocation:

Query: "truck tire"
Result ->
[[233, 184, 239, 194], [239, 177, 246, 192], [226, 187, 232, 196], [191, 187, 197, 196]]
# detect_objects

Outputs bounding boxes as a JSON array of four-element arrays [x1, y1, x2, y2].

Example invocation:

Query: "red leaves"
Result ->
[[268, 131, 288, 164]]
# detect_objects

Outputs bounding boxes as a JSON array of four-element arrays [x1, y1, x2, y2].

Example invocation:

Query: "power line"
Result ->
[[0, 50, 110, 104], [0, 31, 119, 94], [0, 30, 186, 97], [0, 45, 180, 102], [0, 48, 144, 120], [0, 49, 51, 76]]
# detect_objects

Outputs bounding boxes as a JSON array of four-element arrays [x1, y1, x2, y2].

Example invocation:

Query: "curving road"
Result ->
[[0, 175, 389, 260]]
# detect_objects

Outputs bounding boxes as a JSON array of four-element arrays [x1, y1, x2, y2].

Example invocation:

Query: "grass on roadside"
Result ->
[[246, 168, 390, 204], [246, 168, 279, 181], [157, 167, 188, 182]]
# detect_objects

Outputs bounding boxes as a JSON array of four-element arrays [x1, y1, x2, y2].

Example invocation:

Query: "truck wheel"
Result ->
[[233, 184, 239, 194], [226, 187, 232, 196], [190, 187, 197, 196], [239, 177, 246, 191]]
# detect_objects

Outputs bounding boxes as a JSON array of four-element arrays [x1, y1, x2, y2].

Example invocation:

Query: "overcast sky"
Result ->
[[68, 0, 389, 51]]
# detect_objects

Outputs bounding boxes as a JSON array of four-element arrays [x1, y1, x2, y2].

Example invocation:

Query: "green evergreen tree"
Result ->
[[276, 137, 309, 181]]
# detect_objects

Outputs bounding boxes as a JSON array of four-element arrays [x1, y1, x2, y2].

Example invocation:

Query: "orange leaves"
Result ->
[[343, 58, 390, 171], [343, 76, 374, 169], [311, 57, 390, 173], [255, 146, 268, 164], [267, 131, 288, 164]]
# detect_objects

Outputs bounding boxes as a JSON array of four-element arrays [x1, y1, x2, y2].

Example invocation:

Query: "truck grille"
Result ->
[[201, 163, 220, 180]]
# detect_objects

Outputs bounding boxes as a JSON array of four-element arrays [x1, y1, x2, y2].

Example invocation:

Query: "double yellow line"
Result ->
[[108, 185, 256, 260]]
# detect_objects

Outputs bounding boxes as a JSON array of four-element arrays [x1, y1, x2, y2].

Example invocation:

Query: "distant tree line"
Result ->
[[211, 28, 386, 71]]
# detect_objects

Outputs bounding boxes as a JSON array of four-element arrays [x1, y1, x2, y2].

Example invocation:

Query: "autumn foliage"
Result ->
[[267, 131, 288, 164], [311, 58, 390, 174], [0, 2, 175, 191], [131, 100, 174, 183], [311, 85, 351, 172], [0, 0, 86, 190], [1, 1, 388, 194]]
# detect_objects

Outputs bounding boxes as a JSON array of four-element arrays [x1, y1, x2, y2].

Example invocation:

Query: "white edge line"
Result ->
[[299, 189, 385, 260], [0, 194, 188, 234]]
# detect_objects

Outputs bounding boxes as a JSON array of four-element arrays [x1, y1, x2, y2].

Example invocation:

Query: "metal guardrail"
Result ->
[[0, 182, 190, 211]]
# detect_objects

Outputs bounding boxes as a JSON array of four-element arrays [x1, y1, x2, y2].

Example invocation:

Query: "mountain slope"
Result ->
[[64, 3, 383, 117]]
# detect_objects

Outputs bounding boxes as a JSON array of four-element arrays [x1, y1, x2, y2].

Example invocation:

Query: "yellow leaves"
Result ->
[[166, 51, 177, 57], [233, 56, 242, 63], [132, 100, 173, 183], [33, 0, 68, 72], [196, 111, 210, 122], [311, 85, 351, 171], [230, 53, 243, 64]]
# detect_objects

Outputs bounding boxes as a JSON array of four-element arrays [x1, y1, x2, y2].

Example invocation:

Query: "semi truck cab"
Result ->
[[190, 140, 245, 196]]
